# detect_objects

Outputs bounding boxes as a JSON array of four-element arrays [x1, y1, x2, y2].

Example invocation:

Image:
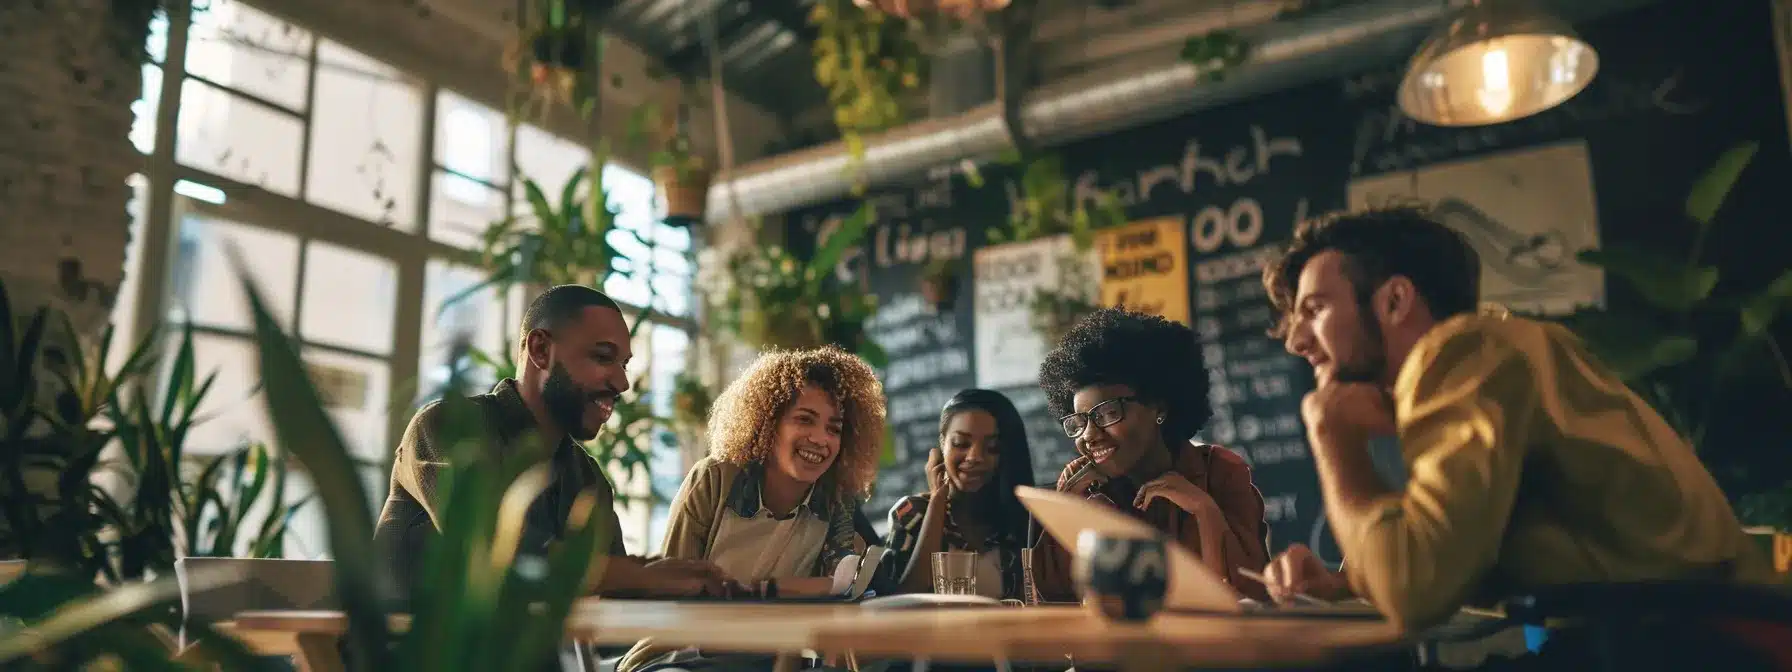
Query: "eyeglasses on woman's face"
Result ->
[[1058, 396, 1136, 438]]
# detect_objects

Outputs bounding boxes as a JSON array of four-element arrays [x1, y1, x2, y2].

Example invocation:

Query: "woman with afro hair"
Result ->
[[621, 346, 885, 672], [1033, 306, 1271, 601]]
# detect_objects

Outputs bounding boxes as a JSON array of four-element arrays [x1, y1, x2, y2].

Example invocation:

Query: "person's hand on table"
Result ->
[[1262, 543, 1351, 604], [641, 558, 731, 597]]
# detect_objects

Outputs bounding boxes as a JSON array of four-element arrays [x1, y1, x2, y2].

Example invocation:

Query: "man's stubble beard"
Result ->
[[1332, 301, 1389, 385], [543, 362, 597, 441]]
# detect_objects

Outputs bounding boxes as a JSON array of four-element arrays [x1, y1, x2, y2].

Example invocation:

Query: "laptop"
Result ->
[[1014, 486, 1382, 619]]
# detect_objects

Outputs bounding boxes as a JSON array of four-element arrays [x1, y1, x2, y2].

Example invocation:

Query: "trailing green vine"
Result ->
[[808, 0, 927, 192]]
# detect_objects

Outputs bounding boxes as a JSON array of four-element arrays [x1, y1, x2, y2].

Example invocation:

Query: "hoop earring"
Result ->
[[1155, 415, 1166, 425]]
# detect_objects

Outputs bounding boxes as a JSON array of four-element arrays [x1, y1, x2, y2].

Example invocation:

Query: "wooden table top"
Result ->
[[229, 600, 1405, 666], [811, 606, 1404, 666]]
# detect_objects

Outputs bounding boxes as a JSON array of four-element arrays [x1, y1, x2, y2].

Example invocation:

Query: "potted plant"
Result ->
[[652, 134, 710, 227], [1562, 141, 1792, 568], [919, 258, 960, 312], [441, 156, 630, 310], [980, 153, 1126, 341], [505, 0, 611, 121], [1029, 258, 1100, 346], [697, 205, 886, 366], [627, 83, 713, 228]]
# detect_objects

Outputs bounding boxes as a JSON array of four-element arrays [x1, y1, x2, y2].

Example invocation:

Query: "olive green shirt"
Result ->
[[1337, 314, 1775, 631], [373, 379, 627, 593]]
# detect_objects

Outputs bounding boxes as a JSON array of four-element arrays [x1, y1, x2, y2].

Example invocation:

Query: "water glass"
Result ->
[[931, 551, 977, 595]]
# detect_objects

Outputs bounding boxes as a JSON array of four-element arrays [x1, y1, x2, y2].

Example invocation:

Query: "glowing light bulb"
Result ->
[[1475, 45, 1514, 116]]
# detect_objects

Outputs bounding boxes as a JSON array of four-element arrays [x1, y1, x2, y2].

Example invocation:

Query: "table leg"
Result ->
[[294, 633, 346, 672]]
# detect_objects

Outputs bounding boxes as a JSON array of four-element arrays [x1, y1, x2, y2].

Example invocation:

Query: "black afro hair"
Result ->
[[1037, 306, 1212, 443]]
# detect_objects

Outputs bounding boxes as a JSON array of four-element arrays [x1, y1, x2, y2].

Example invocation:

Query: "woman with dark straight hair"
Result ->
[[882, 388, 1036, 599]]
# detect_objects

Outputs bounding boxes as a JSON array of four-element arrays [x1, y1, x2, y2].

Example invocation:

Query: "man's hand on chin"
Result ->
[[1301, 380, 1397, 517]]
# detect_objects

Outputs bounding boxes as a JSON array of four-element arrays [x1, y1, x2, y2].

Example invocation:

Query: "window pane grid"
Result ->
[[134, 3, 709, 557]]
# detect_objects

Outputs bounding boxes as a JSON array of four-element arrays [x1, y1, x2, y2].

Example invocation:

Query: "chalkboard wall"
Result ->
[[781, 0, 1792, 554]]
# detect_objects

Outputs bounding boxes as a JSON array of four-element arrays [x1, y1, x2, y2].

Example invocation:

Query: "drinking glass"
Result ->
[[931, 551, 977, 595]]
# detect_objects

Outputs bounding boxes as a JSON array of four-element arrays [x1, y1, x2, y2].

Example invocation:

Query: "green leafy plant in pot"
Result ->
[[0, 280, 160, 583], [449, 159, 629, 302], [627, 92, 712, 228], [983, 153, 1127, 343], [699, 204, 887, 367], [0, 279, 280, 669], [1561, 142, 1792, 535], [506, 0, 612, 120]]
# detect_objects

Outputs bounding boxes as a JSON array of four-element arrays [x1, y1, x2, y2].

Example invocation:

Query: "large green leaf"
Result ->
[[1576, 247, 1718, 313], [1685, 141, 1758, 226], [1568, 310, 1699, 381], [0, 565, 263, 668], [234, 254, 395, 667], [806, 202, 877, 289], [1738, 269, 1792, 338]]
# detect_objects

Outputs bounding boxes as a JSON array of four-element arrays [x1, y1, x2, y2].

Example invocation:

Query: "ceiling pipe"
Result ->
[[705, 0, 1645, 220]]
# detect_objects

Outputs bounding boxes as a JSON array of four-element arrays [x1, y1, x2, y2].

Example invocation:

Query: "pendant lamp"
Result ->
[[1396, 0, 1598, 127]]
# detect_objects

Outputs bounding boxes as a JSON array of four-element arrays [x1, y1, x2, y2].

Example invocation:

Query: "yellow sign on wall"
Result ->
[[1095, 217, 1190, 325]]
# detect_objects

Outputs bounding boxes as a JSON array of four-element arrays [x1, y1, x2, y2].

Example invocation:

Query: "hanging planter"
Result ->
[[654, 162, 710, 227], [505, 0, 610, 121]]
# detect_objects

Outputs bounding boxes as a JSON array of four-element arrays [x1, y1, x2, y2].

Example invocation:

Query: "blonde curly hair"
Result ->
[[706, 346, 887, 503]]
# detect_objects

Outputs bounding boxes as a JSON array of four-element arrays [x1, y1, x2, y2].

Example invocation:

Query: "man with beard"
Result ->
[[376, 285, 726, 598], [1256, 206, 1780, 669]]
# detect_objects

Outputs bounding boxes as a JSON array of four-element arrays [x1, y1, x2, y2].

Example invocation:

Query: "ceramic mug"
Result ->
[[1072, 530, 1169, 622]]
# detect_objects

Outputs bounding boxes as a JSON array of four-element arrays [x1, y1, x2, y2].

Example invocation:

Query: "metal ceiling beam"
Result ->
[[662, 4, 756, 73], [756, 0, 821, 44]]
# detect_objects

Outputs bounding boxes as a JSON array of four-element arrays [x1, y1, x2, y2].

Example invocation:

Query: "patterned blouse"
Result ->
[[882, 493, 1025, 600]]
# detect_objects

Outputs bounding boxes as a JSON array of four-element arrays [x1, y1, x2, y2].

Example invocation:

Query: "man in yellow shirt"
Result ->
[[1254, 205, 1779, 664]]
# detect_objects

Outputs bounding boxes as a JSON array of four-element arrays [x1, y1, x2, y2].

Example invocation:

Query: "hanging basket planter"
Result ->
[[525, 28, 591, 99], [654, 164, 711, 227]]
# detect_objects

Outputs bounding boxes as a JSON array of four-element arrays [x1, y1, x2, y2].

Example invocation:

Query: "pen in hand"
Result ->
[[1236, 568, 1330, 607]]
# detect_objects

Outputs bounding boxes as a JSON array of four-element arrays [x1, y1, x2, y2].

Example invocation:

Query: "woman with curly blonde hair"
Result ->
[[620, 347, 886, 672]]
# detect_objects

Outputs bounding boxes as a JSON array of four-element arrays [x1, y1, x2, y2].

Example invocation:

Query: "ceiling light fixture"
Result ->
[[1396, 0, 1599, 127]]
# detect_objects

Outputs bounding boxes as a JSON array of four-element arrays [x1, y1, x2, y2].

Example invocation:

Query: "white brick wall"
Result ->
[[0, 0, 145, 341]]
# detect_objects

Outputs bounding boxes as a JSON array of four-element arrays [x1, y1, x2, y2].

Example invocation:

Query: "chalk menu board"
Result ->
[[775, 0, 1789, 553], [1052, 87, 1354, 556], [786, 175, 981, 520]]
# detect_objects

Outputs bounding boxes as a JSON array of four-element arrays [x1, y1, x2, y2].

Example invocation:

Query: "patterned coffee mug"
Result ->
[[1072, 530, 1169, 622]]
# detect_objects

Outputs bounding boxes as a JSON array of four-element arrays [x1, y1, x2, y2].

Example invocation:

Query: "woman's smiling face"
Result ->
[[1070, 384, 1159, 478], [768, 384, 843, 485], [940, 409, 1001, 493]]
